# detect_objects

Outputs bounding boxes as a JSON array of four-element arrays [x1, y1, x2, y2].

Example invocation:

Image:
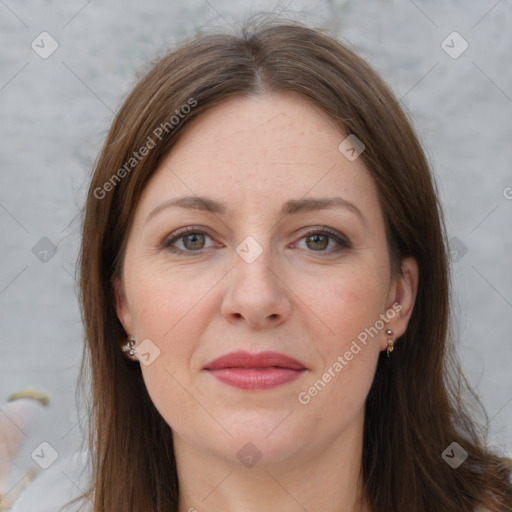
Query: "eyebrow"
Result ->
[[144, 195, 366, 226]]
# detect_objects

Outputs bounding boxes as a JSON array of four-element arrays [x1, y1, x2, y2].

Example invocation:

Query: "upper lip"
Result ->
[[204, 351, 307, 370]]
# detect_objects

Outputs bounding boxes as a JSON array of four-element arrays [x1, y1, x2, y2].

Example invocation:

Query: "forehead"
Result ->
[[136, 93, 381, 223], [167, 93, 343, 173]]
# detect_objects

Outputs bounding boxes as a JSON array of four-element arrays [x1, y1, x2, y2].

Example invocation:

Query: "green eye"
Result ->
[[163, 228, 214, 254], [181, 232, 206, 251], [296, 228, 351, 253], [305, 233, 329, 250]]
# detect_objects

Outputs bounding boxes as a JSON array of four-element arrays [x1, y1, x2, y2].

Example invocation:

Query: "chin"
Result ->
[[218, 433, 310, 470], [219, 416, 318, 465]]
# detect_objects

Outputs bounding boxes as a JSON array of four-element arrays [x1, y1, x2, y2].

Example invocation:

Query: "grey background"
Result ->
[[1, 0, 511, 505]]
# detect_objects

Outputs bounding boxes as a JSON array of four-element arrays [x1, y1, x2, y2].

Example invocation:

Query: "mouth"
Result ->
[[203, 351, 307, 391]]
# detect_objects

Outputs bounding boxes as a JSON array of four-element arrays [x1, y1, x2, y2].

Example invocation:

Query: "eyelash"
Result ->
[[161, 226, 351, 256]]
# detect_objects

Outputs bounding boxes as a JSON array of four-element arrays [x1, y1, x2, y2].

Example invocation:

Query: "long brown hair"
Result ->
[[76, 15, 512, 512]]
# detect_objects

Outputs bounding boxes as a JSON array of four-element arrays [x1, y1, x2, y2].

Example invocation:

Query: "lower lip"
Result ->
[[205, 368, 305, 390]]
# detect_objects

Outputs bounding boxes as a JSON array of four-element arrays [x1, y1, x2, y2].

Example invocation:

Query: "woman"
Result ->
[[75, 16, 512, 512]]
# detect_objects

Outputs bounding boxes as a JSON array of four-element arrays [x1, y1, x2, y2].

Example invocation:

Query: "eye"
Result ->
[[294, 228, 351, 253], [162, 227, 216, 255]]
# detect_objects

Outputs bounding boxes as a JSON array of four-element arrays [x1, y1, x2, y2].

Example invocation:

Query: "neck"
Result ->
[[175, 408, 372, 512]]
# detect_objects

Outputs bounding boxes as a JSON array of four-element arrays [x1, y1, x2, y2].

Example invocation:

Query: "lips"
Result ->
[[203, 351, 307, 391], [204, 351, 306, 371]]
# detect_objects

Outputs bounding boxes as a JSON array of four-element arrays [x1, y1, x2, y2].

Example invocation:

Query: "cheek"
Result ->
[[127, 264, 218, 342], [132, 268, 212, 433], [306, 263, 388, 344], [296, 275, 383, 435], [298, 262, 387, 401], [127, 264, 224, 421], [139, 363, 208, 444]]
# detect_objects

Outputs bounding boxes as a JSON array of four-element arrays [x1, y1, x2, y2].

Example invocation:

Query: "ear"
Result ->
[[113, 278, 134, 335], [383, 256, 419, 348]]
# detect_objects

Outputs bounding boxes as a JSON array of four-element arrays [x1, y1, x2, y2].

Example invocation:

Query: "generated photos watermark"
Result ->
[[298, 302, 402, 405], [94, 98, 198, 200]]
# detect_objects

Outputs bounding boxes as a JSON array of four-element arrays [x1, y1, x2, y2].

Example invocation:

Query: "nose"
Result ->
[[220, 248, 293, 330]]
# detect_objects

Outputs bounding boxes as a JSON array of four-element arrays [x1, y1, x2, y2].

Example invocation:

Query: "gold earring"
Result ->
[[386, 329, 394, 357]]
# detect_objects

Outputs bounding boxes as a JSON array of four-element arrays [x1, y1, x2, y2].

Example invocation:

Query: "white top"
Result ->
[[10, 451, 91, 512]]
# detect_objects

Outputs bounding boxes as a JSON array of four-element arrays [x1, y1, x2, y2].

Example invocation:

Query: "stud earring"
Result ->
[[121, 336, 138, 361], [386, 329, 394, 357]]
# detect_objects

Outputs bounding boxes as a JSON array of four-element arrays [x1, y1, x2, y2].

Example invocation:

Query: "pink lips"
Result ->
[[204, 351, 307, 390]]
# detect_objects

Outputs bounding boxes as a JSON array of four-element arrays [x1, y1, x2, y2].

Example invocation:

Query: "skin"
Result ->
[[114, 93, 419, 512]]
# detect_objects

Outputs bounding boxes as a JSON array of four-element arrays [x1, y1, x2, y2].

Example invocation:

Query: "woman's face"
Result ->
[[115, 93, 418, 469]]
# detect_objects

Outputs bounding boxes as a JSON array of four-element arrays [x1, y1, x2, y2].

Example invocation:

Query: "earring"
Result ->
[[121, 336, 138, 361], [386, 329, 394, 357]]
